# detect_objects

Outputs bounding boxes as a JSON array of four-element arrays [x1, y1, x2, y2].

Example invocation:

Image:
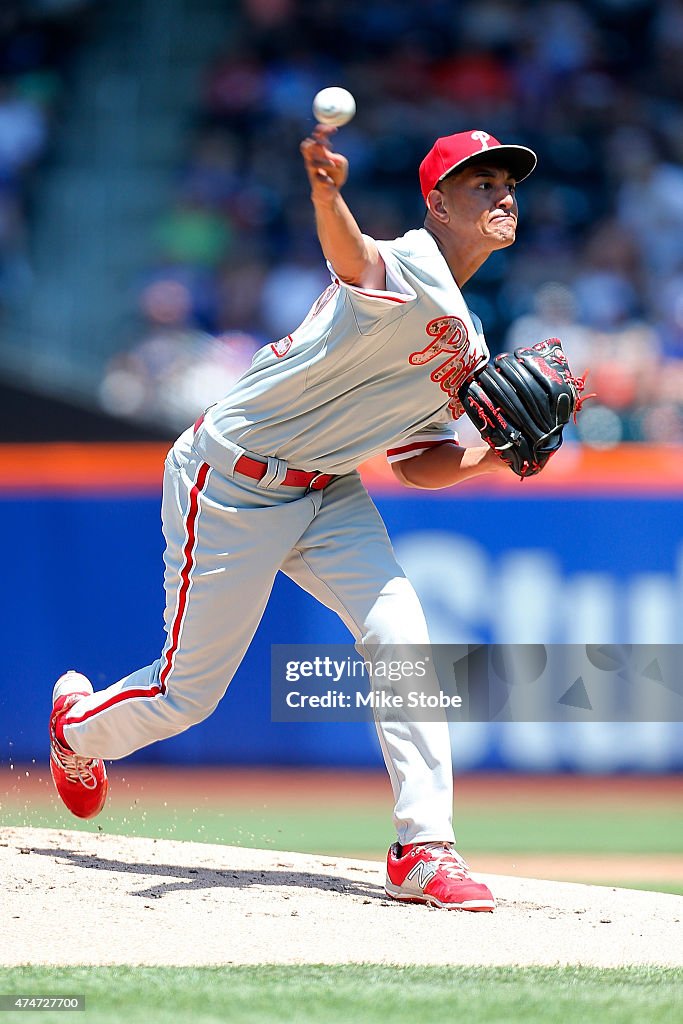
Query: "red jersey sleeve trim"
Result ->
[[386, 438, 458, 463]]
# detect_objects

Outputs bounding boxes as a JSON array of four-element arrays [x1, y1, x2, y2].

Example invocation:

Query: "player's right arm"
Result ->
[[300, 125, 386, 291]]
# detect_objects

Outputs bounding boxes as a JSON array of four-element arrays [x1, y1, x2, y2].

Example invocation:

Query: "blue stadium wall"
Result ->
[[2, 454, 682, 771]]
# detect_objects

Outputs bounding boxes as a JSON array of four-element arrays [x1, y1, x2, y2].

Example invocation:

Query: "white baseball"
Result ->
[[312, 87, 356, 127]]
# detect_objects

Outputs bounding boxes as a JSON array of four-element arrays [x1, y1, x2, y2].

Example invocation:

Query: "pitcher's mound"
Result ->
[[1, 827, 680, 967]]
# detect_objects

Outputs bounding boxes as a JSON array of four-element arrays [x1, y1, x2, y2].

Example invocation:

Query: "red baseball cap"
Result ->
[[419, 130, 537, 202]]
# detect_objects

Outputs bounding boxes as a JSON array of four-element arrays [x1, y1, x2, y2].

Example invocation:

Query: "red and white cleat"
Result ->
[[385, 841, 495, 911], [49, 671, 108, 820]]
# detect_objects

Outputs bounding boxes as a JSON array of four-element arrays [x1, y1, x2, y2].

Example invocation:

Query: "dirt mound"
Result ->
[[1, 827, 680, 968]]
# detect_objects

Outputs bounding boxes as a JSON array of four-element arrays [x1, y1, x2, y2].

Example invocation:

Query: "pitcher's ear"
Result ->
[[426, 188, 449, 222]]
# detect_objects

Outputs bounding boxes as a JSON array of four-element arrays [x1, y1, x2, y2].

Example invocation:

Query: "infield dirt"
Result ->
[[1, 827, 681, 968]]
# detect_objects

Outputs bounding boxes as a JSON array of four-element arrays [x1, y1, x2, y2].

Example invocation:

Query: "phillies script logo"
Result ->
[[409, 316, 481, 417]]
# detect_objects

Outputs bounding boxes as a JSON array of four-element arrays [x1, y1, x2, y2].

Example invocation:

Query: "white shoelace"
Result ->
[[418, 842, 471, 880], [52, 742, 99, 790]]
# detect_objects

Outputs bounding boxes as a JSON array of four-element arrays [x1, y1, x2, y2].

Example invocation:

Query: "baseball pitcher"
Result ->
[[49, 125, 584, 912]]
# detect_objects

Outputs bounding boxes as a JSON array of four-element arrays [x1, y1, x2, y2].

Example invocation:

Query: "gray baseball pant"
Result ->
[[62, 426, 455, 845]]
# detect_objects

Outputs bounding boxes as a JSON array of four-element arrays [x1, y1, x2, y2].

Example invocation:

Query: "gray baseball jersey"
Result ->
[[207, 227, 489, 474], [58, 225, 489, 849]]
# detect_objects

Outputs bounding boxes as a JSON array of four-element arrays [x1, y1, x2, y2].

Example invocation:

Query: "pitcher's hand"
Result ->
[[300, 125, 349, 205]]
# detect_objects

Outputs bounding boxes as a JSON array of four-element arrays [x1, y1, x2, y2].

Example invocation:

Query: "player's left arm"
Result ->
[[392, 444, 505, 489]]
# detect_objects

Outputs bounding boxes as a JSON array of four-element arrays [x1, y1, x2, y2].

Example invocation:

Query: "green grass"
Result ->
[[0, 966, 680, 1024], [602, 881, 683, 896], [2, 803, 681, 856]]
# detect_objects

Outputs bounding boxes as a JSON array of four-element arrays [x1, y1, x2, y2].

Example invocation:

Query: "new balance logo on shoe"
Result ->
[[406, 861, 438, 890], [385, 841, 495, 911]]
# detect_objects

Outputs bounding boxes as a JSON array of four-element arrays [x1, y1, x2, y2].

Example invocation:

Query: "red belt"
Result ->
[[194, 413, 335, 491]]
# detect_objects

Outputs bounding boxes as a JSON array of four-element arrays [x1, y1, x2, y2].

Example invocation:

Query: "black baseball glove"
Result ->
[[457, 338, 590, 479]]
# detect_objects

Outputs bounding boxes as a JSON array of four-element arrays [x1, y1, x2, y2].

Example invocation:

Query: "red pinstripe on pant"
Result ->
[[62, 461, 212, 727]]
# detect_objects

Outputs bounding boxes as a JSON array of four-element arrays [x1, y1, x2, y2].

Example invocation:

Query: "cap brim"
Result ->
[[437, 144, 537, 185]]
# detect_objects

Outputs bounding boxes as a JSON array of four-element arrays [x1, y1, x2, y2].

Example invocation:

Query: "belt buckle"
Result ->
[[305, 472, 326, 493]]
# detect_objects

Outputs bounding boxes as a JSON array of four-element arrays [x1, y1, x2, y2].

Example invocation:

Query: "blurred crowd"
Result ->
[[6, 0, 683, 445], [0, 1, 91, 320]]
